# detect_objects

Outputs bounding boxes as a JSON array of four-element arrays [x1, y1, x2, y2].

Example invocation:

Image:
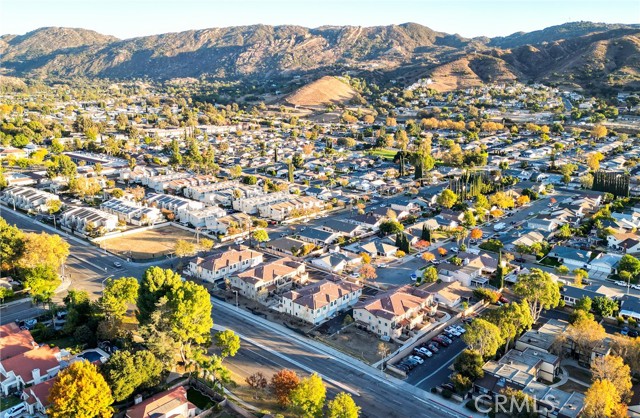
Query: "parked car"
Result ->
[[454, 325, 466, 334], [408, 355, 424, 365], [416, 347, 433, 358], [450, 246, 459, 253], [620, 327, 629, 336], [427, 342, 439, 353], [439, 335, 453, 344], [629, 330, 639, 338], [5, 403, 26, 418], [631, 284, 640, 290], [615, 281, 629, 287], [441, 383, 455, 392], [113, 261, 122, 268]]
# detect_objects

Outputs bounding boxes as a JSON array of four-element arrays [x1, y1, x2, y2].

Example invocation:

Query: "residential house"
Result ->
[[561, 285, 607, 308], [527, 216, 559, 232], [279, 278, 362, 325], [184, 206, 227, 229], [208, 213, 252, 235], [619, 294, 640, 321], [502, 230, 545, 252], [319, 219, 363, 238], [258, 195, 324, 221], [125, 386, 197, 418], [429, 280, 474, 307], [230, 258, 308, 301], [188, 247, 263, 282], [60, 206, 118, 233], [346, 213, 383, 230], [354, 286, 437, 339], [516, 319, 568, 354], [607, 231, 640, 254], [310, 251, 362, 273], [588, 253, 622, 275], [265, 237, 307, 256], [360, 240, 398, 258], [297, 228, 341, 246], [548, 246, 591, 270], [1, 186, 60, 213], [437, 262, 484, 287], [22, 377, 56, 416]]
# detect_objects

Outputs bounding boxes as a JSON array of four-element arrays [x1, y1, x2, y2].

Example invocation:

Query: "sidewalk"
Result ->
[[214, 298, 480, 418]]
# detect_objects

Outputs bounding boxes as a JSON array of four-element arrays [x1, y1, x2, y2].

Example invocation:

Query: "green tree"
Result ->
[[454, 349, 484, 380], [462, 210, 476, 227], [292, 152, 305, 168], [48, 360, 114, 418], [22, 265, 61, 303], [137, 267, 182, 324], [593, 296, 619, 317], [46, 199, 62, 214], [437, 189, 458, 208], [229, 165, 243, 179], [103, 350, 163, 402], [379, 220, 404, 235], [485, 300, 533, 354], [513, 268, 560, 322], [100, 277, 139, 321], [167, 281, 214, 362], [556, 224, 572, 239], [463, 319, 503, 358], [327, 392, 360, 418], [422, 266, 438, 283], [214, 329, 241, 359], [252, 229, 270, 243], [289, 373, 326, 418], [0, 218, 24, 272], [46, 154, 77, 181]]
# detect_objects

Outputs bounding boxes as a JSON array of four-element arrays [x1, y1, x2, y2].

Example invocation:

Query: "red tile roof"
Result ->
[[1, 345, 60, 382], [0, 323, 36, 361], [126, 386, 196, 418]]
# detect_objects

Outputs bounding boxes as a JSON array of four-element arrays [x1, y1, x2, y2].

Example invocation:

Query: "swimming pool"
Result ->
[[78, 350, 103, 363]]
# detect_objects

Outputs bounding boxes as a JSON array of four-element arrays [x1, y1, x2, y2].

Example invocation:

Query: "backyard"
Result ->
[[367, 148, 397, 160], [99, 226, 198, 260]]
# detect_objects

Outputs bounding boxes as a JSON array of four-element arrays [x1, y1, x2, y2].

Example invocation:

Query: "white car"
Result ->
[[5, 403, 26, 418], [454, 326, 466, 334], [408, 355, 424, 365], [615, 281, 629, 287], [631, 284, 640, 290], [350, 272, 360, 278], [451, 246, 459, 253], [113, 261, 122, 268], [416, 347, 433, 358]]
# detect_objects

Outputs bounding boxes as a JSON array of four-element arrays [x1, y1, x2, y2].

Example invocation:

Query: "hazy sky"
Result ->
[[1, 0, 638, 39]]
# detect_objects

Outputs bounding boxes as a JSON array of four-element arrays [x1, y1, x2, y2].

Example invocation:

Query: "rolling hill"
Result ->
[[0, 22, 638, 92]]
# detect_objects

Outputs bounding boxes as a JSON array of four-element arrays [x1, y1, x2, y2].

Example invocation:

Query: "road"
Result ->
[[212, 299, 474, 418]]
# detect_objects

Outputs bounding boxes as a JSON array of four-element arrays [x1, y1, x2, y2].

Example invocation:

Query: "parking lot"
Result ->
[[394, 323, 469, 390]]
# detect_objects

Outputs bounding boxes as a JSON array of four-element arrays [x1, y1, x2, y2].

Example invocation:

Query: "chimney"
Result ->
[[134, 394, 143, 405], [32, 368, 40, 381]]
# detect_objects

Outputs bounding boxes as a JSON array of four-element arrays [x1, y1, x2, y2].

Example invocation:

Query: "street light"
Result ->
[[234, 290, 239, 309], [101, 274, 114, 294]]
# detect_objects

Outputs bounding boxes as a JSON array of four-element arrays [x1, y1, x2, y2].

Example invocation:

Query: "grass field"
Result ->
[[367, 148, 397, 160], [100, 226, 198, 260]]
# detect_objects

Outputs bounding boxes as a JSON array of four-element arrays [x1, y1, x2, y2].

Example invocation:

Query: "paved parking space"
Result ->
[[399, 327, 468, 390]]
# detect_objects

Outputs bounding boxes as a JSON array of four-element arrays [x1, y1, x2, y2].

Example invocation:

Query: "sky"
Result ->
[[1, 0, 638, 39]]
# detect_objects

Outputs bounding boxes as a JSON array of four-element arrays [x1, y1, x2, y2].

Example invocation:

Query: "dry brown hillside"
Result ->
[[285, 76, 362, 107], [428, 55, 519, 92]]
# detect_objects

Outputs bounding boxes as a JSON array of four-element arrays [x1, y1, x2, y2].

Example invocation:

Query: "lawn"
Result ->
[[187, 387, 215, 410], [367, 148, 397, 160], [0, 396, 22, 411], [99, 226, 198, 260], [539, 256, 562, 267]]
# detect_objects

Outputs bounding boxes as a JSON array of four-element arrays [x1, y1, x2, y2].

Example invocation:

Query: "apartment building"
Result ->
[[188, 247, 263, 282], [233, 191, 290, 214], [1, 186, 60, 213], [185, 206, 227, 228], [230, 258, 308, 301], [280, 278, 362, 325], [60, 206, 118, 233], [354, 286, 437, 339], [101, 198, 162, 225], [146, 193, 204, 222]]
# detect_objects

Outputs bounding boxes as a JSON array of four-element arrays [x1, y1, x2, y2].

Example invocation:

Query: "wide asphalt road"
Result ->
[[212, 299, 475, 418]]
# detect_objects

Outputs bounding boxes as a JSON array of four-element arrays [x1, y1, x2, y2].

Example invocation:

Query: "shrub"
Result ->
[[617, 316, 626, 326], [473, 288, 499, 304], [465, 400, 478, 412], [441, 389, 453, 399], [629, 317, 637, 328]]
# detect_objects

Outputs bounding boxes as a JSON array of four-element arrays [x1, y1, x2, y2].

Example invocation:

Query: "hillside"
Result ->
[[285, 76, 361, 107], [0, 22, 638, 92]]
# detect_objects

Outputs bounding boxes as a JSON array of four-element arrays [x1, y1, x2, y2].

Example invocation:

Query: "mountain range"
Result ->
[[1, 21, 638, 92]]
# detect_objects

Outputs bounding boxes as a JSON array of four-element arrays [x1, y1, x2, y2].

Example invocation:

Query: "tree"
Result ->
[[137, 266, 182, 324], [71, 177, 102, 199], [19, 232, 69, 270], [359, 264, 377, 281], [0, 218, 24, 271], [516, 195, 530, 207], [46, 154, 77, 181], [48, 360, 113, 418], [462, 319, 502, 358], [252, 229, 270, 243], [359, 252, 371, 264], [454, 349, 484, 380], [246, 372, 268, 398], [327, 392, 360, 418], [199, 238, 214, 252], [485, 301, 533, 354], [100, 277, 139, 321], [23, 265, 60, 303], [229, 165, 243, 178], [593, 296, 619, 317], [174, 239, 196, 259], [591, 355, 632, 402], [500, 387, 537, 418], [422, 266, 438, 283], [437, 247, 448, 257], [379, 220, 404, 235], [271, 369, 300, 407], [292, 152, 305, 169], [437, 189, 458, 208], [573, 268, 589, 287], [565, 316, 606, 364], [619, 254, 640, 277], [584, 379, 624, 418], [462, 210, 476, 227], [513, 269, 560, 322], [586, 152, 605, 171], [289, 373, 326, 418], [422, 252, 435, 262], [470, 228, 483, 241], [168, 281, 214, 362], [489, 191, 515, 209], [556, 224, 572, 239], [46, 199, 62, 214], [215, 329, 240, 359], [591, 125, 607, 139], [103, 350, 163, 402], [560, 163, 578, 184], [242, 175, 257, 185]]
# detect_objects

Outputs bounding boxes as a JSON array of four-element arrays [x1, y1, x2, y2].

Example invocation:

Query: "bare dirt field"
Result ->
[[100, 226, 197, 260], [317, 326, 398, 365]]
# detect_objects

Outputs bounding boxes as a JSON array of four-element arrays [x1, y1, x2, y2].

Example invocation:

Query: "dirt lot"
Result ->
[[318, 325, 398, 365], [100, 226, 197, 260]]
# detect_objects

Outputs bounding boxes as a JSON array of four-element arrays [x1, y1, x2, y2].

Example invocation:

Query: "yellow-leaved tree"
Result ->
[[48, 360, 113, 418]]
